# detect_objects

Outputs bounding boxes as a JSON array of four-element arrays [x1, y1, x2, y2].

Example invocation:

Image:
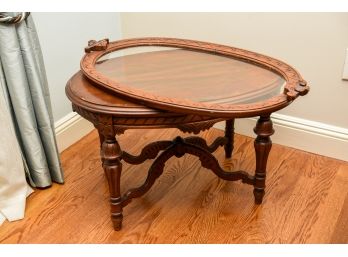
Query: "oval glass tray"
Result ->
[[80, 37, 309, 118]]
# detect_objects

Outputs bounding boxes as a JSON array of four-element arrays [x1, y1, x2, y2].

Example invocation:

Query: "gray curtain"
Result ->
[[0, 14, 64, 191]]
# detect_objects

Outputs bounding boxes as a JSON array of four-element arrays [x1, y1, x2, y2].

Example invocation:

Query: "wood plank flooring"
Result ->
[[0, 128, 347, 243]]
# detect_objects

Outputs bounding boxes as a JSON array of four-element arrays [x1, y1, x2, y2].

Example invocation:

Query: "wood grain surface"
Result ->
[[80, 38, 309, 117], [0, 128, 347, 244], [96, 49, 284, 105]]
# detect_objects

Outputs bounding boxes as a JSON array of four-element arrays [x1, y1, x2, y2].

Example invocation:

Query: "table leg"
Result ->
[[253, 115, 274, 204], [97, 129, 105, 148], [101, 132, 123, 230], [224, 119, 235, 158], [96, 128, 105, 165]]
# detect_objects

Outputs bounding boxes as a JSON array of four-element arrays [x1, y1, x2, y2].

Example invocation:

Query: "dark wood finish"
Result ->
[[0, 129, 346, 243], [81, 38, 309, 117], [65, 37, 309, 231], [97, 128, 104, 147], [253, 115, 274, 204], [122, 140, 172, 165], [100, 131, 123, 230], [122, 135, 226, 165], [184, 135, 227, 153], [66, 72, 223, 132], [224, 119, 235, 158], [85, 38, 109, 53], [117, 135, 254, 214], [95, 49, 284, 104]]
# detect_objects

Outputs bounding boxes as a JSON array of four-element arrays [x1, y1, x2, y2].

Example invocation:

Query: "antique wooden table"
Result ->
[[66, 38, 309, 231]]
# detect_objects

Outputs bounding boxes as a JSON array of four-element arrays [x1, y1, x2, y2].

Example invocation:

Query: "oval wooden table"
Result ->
[[66, 38, 309, 231]]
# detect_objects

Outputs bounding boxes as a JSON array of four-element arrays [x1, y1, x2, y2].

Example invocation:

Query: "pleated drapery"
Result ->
[[0, 14, 64, 225]]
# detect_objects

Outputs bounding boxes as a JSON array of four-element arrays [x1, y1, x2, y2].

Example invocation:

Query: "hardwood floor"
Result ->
[[0, 128, 347, 243]]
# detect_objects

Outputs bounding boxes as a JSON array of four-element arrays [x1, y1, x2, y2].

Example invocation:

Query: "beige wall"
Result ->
[[33, 13, 122, 121], [121, 13, 348, 129]]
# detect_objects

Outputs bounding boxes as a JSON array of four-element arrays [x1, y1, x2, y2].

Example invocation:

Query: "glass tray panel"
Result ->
[[95, 46, 285, 105]]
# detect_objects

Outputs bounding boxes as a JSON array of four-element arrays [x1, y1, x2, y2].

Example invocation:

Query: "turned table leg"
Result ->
[[96, 128, 105, 165], [97, 129, 105, 148], [253, 115, 274, 204], [224, 119, 235, 158], [101, 133, 123, 230]]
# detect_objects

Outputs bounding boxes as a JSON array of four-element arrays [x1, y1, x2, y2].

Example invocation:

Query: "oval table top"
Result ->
[[66, 71, 223, 130], [66, 71, 170, 117], [80, 38, 309, 118]]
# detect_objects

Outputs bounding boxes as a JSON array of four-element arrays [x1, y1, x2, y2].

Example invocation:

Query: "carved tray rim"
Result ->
[[80, 37, 309, 118]]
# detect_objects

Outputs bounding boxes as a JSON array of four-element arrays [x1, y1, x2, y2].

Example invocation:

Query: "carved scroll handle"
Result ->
[[85, 38, 109, 53], [286, 80, 310, 100]]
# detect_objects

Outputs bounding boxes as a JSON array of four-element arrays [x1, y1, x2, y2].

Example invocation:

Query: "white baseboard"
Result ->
[[55, 111, 348, 161], [214, 113, 348, 162], [55, 112, 94, 152]]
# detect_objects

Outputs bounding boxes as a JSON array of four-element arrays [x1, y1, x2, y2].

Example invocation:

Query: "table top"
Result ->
[[66, 71, 170, 117], [77, 38, 309, 118]]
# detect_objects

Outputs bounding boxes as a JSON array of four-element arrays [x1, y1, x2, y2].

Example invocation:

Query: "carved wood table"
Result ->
[[65, 38, 309, 231]]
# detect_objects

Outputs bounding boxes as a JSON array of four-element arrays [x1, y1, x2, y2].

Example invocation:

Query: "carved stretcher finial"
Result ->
[[85, 38, 109, 53]]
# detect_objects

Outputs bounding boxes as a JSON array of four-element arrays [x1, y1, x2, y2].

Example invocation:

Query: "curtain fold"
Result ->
[[0, 80, 33, 225], [0, 13, 64, 224]]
